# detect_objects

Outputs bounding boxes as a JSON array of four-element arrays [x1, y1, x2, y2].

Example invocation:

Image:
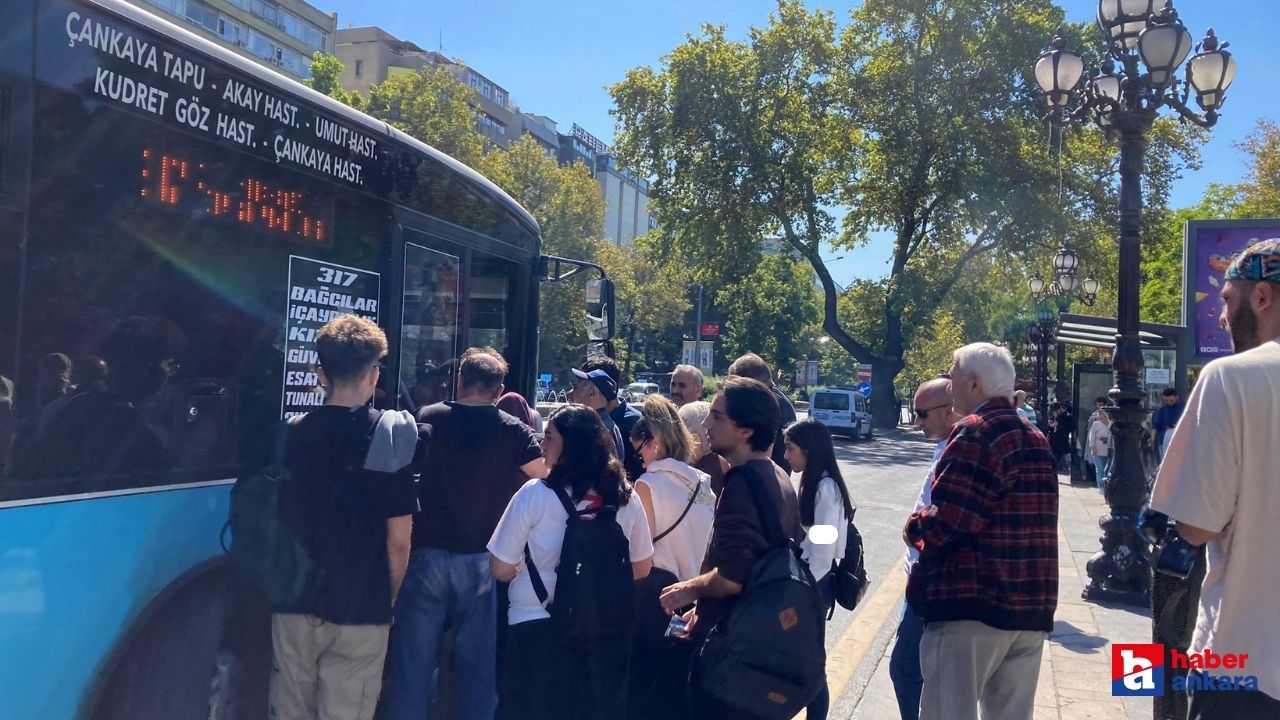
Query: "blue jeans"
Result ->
[[889, 600, 925, 720], [1093, 455, 1110, 489], [385, 549, 497, 720]]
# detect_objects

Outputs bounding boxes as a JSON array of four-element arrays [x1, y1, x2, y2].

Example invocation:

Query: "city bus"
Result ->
[[0, 1, 607, 717]]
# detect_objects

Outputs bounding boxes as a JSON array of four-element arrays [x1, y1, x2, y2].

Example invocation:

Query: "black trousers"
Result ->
[[497, 619, 562, 720], [498, 618, 633, 720], [1188, 675, 1280, 720]]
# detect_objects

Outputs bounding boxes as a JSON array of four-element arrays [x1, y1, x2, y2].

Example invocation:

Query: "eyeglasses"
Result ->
[[914, 403, 951, 421]]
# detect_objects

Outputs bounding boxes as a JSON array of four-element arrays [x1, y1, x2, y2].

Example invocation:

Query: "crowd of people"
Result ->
[[247, 239, 1280, 720], [252, 311, 1067, 720]]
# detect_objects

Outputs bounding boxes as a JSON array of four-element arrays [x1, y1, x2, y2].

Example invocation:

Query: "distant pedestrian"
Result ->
[[1087, 396, 1107, 426], [1150, 239, 1280, 719], [1013, 390, 1037, 425], [386, 348, 548, 720], [488, 405, 654, 720], [270, 315, 420, 720], [627, 395, 716, 720], [890, 377, 961, 720], [1151, 387, 1184, 462], [906, 343, 1058, 720], [728, 352, 797, 472], [783, 417, 855, 720], [1048, 401, 1074, 473], [1086, 409, 1112, 490], [670, 364, 705, 407], [678, 400, 730, 497], [569, 365, 626, 460], [658, 376, 803, 720], [584, 355, 644, 479]]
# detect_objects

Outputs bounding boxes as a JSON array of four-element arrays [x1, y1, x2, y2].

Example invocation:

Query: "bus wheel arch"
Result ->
[[81, 559, 271, 720]]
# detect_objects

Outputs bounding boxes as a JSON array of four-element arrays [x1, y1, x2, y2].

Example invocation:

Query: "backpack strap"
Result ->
[[522, 481, 583, 609], [524, 544, 550, 607], [741, 463, 790, 550], [653, 483, 699, 544]]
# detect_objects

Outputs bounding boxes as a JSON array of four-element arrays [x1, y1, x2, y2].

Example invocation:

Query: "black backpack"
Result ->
[[221, 415, 316, 607], [695, 466, 826, 719], [525, 483, 636, 640], [831, 509, 869, 612]]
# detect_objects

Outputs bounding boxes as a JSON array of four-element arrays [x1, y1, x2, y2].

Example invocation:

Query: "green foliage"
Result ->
[[611, 0, 1200, 426], [303, 52, 364, 109], [365, 65, 486, 167], [716, 254, 821, 377], [476, 135, 612, 374], [1238, 119, 1280, 216]]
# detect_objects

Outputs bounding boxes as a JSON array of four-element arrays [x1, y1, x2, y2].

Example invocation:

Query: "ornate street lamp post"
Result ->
[[1034, 2, 1235, 608], [1028, 246, 1099, 430]]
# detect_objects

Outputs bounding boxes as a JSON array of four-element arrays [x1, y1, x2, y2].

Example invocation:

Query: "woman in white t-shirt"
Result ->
[[1087, 408, 1112, 490], [488, 404, 653, 720], [783, 417, 855, 720], [626, 395, 715, 719]]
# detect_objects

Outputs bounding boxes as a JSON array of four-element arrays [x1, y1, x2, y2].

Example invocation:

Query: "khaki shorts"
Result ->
[[269, 613, 390, 720]]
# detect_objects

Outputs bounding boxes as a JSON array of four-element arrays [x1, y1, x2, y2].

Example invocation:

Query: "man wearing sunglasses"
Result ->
[[889, 377, 960, 720]]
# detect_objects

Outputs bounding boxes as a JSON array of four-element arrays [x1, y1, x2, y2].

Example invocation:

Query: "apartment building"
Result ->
[[130, 0, 335, 80], [334, 27, 517, 148]]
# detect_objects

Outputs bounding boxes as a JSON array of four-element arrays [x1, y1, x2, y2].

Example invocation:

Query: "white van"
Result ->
[[809, 388, 873, 440]]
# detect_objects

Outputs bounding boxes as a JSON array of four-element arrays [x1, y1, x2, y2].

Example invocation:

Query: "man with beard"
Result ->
[[1150, 239, 1280, 719]]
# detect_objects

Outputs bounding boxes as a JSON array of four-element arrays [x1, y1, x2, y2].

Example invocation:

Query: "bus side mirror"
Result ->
[[586, 277, 615, 342]]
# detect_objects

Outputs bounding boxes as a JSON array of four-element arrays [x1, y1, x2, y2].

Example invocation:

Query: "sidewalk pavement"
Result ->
[[844, 474, 1155, 720]]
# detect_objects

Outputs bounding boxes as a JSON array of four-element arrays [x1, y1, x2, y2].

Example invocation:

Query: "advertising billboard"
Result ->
[[1184, 219, 1280, 363]]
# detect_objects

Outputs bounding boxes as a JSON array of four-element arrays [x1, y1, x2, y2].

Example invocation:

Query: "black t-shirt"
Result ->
[[282, 405, 420, 625], [771, 386, 798, 473], [414, 401, 543, 553]]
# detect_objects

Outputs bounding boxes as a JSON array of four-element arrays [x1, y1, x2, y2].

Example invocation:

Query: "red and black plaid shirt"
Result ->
[[905, 397, 1058, 632]]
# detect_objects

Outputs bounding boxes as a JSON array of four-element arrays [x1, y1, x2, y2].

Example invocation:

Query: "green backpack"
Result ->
[[221, 415, 317, 607]]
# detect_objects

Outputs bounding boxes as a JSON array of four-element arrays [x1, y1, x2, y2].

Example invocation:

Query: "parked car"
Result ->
[[535, 378, 552, 402], [809, 387, 873, 440], [622, 382, 661, 403]]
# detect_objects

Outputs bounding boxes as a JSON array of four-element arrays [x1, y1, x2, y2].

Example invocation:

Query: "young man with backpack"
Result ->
[[268, 315, 420, 720], [659, 377, 823, 720], [385, 348, 547, 720]]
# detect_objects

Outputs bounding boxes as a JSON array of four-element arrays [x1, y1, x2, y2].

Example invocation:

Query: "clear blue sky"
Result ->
[[323, 0, 1276, 285]]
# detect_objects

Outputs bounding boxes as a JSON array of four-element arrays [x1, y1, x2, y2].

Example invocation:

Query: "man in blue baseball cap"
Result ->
[[570, 366, 626, 459]]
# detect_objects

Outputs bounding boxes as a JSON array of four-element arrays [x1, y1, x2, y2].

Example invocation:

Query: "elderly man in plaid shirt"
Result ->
[[904, 342, 1058, 720]]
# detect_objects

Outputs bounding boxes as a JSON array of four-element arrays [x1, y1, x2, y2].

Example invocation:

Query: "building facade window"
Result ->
[[354, 59, 364, 77], [478, 114, 507, 136], [184, 2, 219, 33]]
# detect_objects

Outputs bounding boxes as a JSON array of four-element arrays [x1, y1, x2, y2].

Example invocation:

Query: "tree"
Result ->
[[477, 135, 610, 374], [716, 254, 820, 379], [611, 1, 1201, 426], [365, 65, 486, 167], [594, 237, 693, 379], [1238, 119, 1280, 216], [303, 52, 364, 109], [899, 309, 964, 402]]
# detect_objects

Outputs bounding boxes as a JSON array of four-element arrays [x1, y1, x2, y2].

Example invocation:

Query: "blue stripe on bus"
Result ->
[[0, 484, 230, 720]]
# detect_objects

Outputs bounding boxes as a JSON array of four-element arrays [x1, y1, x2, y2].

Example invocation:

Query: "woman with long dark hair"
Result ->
[[488, 404, 654, 720], [783, 417, 855, 720]]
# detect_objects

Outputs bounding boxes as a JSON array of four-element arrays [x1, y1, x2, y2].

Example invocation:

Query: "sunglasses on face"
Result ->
[[914, 403, 951, 420]]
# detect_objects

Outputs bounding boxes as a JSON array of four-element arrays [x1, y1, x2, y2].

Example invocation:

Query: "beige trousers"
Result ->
[[918, 619, 1047, 720], [269, 613, 390, 720]]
